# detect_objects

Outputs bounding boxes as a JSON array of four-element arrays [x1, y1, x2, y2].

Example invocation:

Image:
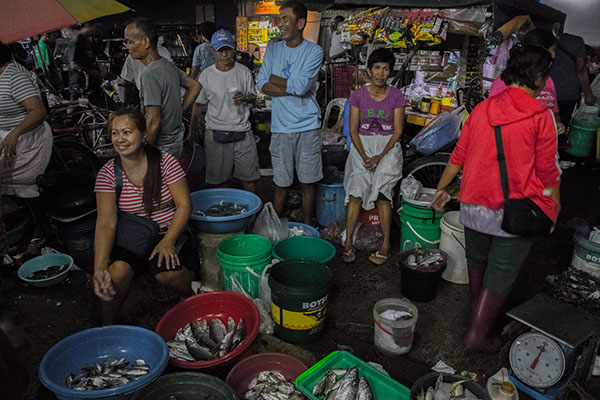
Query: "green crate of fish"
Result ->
[[296, 351, 410, 400]]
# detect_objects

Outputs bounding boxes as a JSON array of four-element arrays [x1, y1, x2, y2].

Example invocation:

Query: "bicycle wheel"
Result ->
[[78, 109, 110, 150], [49, 140, 103, 178], [400, 153, 461, 201]]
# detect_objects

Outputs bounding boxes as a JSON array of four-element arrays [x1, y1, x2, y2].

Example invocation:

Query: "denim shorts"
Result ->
[[269, 130, 323, 187]]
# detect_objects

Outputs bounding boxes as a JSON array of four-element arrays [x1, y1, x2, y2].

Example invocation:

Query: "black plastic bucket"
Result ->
[[57, 213, 96, 273], [398, 249, 447, 302]]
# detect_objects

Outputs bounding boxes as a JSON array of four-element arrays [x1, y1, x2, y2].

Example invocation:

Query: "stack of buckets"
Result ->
[[217, 234, 272, 298]]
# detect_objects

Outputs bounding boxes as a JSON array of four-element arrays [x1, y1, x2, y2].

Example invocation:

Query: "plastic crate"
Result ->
[[296, 351, 410, 400]]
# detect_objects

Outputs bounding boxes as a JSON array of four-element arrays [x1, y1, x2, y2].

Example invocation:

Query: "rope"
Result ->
[[406, 221, 440, 245], [374, 319, 415, 338]]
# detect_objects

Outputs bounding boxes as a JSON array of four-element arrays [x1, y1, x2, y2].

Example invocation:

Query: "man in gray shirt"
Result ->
[[124, 18, 201, 157]]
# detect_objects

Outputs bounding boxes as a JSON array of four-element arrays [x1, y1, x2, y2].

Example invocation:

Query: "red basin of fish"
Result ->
[[155, 291, 260, 371]]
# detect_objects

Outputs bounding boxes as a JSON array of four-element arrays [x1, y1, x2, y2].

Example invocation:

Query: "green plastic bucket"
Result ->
[[218, 234, 272, 298], [268, 260, 333, 343], [272, 237, 336, 264], [566, 107, 600, 157], [399, 189, 443, 251]]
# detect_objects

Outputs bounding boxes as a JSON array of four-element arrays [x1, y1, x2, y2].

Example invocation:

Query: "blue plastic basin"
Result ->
[[18, 253, 73, 288], [39, 325, 169, 400], [190, 189, 262, 234], [288, 222, 320, 238]]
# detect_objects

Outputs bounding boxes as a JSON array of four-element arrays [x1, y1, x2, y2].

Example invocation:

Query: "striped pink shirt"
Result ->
[[94, 152, 186, 228]]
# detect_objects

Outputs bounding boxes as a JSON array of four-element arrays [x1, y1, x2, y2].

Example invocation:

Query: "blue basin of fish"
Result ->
[[39, 325, 168, 400], [190, 189, 262, 234]]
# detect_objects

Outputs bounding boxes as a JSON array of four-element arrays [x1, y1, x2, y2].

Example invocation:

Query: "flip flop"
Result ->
[[369, 251, 389, 266], [342, 248, 356, 263]]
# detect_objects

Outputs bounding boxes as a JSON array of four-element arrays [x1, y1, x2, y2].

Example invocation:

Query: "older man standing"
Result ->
[[124, 18, 201, 157], [257, 0, 323, 225]]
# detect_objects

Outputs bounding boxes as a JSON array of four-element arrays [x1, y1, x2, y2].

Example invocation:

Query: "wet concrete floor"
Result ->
[[3, 160, 600, 399]]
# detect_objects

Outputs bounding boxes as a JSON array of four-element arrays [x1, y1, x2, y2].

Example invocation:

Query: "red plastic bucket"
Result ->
[[226, 353, 307, 397], [155, 292, 260, 372]]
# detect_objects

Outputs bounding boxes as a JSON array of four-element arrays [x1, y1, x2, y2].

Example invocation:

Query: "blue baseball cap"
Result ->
[[211, 29, 236, 51]]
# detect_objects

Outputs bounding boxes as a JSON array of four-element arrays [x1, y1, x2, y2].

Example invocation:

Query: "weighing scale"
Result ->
[[506, 293, 600, 400]]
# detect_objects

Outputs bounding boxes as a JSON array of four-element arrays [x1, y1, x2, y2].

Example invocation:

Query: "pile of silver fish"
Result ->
[[244, 370, 305, 400], [415, 375, 481, 400], [195, 201, 249, 217], [313, 367, 374, 400], [405, 248, 445, 272], [65, 357, 149, 391], [167, 317, 246, 362]]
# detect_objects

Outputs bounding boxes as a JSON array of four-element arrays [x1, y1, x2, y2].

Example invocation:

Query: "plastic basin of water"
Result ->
[[18, 253, 73, 288], [190, 189, 262, 234]]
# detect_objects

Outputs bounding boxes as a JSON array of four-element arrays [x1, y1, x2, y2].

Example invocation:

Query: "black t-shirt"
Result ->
[[67, 35, 96, 70], [549, 33, 587, 101]]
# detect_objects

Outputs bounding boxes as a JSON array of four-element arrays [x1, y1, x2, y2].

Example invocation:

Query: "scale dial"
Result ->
[[509, 332, 566, 389]]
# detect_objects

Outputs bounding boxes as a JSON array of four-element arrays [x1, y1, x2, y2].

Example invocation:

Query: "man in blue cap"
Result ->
[[191, 29, 260, 193], [257, 0, 323, 225]]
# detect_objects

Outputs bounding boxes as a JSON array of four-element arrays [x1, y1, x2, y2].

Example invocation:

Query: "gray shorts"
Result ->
[[269, 130, 323, 187], [204, 129, 260, 185]]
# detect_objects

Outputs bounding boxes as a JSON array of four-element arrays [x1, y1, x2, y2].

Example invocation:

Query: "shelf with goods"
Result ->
[[323, 6, 488, 125]]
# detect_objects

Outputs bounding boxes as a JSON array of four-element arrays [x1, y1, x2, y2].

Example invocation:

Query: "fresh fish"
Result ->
[[313, 369, 336, 396], [191, 320, 218, 349], [65, 358, 149, 391], [357, 376, 374, 400], [333, 367, 358, 400], [243, 370, 301, 400], [167, 340, 195, 361], [185, 338, 214, 361], [28, 264, 69, 280], [199, 201, 249, 217], [209, 318, 228, 343], [217, 330, 234, 357], [227, 316, 236, 333], [167, 317, 247, 362], [231, 318, 246, 350]]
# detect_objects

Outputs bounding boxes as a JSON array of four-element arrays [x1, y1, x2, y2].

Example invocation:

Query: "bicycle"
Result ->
[[48, 98, 114, 157]]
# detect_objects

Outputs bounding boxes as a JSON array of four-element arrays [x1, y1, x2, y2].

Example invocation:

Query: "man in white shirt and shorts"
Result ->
[[193, 29, 260, 193]]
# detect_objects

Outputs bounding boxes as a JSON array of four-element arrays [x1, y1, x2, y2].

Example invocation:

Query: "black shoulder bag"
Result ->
[[494, 126, 553, 236], [113, 157, 161, 257]]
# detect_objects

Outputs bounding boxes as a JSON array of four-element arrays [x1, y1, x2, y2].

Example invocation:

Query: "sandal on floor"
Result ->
[[369, 251, 389, 266], [342, 248, 356, 263]]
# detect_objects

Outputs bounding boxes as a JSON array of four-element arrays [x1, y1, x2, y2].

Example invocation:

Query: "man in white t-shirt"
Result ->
[[192, 29, 260, 193], [329, 16, 348, 62]]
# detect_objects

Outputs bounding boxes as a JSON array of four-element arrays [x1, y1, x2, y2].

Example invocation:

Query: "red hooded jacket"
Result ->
[[450, 87, 561, 222]]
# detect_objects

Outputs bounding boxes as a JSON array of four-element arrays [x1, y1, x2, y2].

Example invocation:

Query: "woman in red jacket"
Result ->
[[432, 44, 560, 353]]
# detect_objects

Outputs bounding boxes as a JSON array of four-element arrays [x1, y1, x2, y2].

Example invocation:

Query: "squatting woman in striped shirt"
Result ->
[[93, 108, 194, 325]]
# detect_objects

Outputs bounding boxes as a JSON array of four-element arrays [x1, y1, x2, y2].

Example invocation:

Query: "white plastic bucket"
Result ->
[[373, 298, 418, 355], [197, 231, 242, 291], [439, 211, 468, 284]]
